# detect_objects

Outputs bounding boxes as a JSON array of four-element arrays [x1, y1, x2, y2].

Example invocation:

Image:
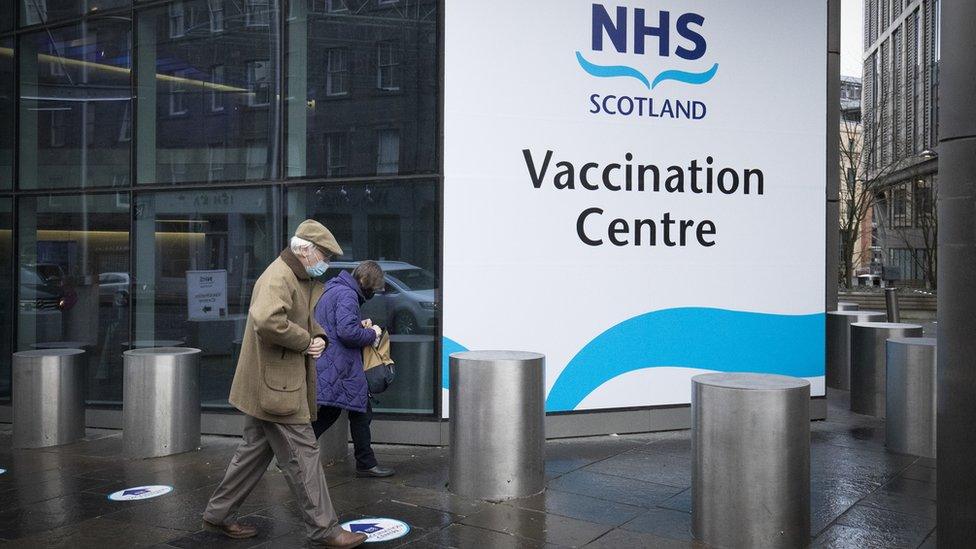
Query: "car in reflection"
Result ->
[[19, 264, 76, 312], [322, 261, 439, 335], [98, 272, 130, 305]]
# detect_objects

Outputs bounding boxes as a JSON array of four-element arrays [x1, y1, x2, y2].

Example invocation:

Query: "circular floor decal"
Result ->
[[0, 468, 6, 475], [340, 518, 411, 543], [108, 485, 174, 501]]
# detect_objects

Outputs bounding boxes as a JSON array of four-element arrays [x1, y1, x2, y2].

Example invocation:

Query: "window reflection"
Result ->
[[17, 194, 130, 403], [20, 0, 129, 28], [137, 0, 280, 184], [19, 18, 132, 189], [0, 38, 13, 189], [0, 198, 11, 401], [287, 181, 439, 414], [134, 188, 276, 407], [286, 0, 437, 178]]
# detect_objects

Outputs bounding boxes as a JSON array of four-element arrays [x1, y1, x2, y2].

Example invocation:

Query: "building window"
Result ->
[[246, 0, 271, 27], [326, 49, 349, 96], [24, 0, 48, 25], [208, 0, 225, 32], [49, 110, 66, 148], [327, 0, 348, 12], [326, 133, 347, 177], [118, 103, 132, 143], [376, 129, 400, 175], [246, 141, 268, 179], [376, 42, 400, 91], [246, 60, 271, 107], [914, 179, 934, 224], [207, 144, 225, 182], [170, 69, 191, 116], [169, 2, 186, 38], [209, 65, 225, 112], [890, 184, 911, 227]]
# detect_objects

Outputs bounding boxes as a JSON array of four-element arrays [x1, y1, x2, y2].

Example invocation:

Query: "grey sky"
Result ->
[[841, 0, 864, 78]]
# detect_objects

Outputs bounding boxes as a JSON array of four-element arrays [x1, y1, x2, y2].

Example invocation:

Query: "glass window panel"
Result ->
[[1, 3, 13, 33], [136, 0, 279, 185], [20, 0, 130, 28], [19, 18, 133, 189], [133, 187, 277, 408], [286, 0, 438, 178], [287, 180, 440, 415], [0, 198, 11, 401], [0, 38, 13, 189], [17, 193, 130, 403]]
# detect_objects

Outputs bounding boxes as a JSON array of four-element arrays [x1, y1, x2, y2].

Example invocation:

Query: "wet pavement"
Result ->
[[0, 389, 936, 548]]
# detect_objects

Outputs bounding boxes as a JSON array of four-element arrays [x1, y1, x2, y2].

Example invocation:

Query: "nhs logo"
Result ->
[[579, 4, 718, 120]]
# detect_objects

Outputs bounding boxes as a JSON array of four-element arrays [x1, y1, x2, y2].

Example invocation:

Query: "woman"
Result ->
[[312, 260, 394, 478]]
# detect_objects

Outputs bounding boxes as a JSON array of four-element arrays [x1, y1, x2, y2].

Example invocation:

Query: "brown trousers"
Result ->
[[203, 415, 339, 542]]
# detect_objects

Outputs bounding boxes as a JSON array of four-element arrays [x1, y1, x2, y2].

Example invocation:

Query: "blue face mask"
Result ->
[[306, 261, 329, 278]]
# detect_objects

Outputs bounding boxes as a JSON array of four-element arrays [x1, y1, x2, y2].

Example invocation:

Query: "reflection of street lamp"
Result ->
[[920, 149, 939, 159]]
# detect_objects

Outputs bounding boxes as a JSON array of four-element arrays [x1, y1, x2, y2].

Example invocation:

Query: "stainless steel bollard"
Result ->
[[12, 349, 86, 448], [850, 322, 923, 417], [836, 301, 859, 311], [884, 287, 901, 323], [123, 347, 201, 459], [449, 351, 545, 501], [886, 337, 937, 458], [692, 373, 810, 549], [826, 310, 887, 390]]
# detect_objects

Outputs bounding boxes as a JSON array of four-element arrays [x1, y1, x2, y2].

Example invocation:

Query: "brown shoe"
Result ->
[[308, 529, 368, 549], [202, 519, 259, 539]]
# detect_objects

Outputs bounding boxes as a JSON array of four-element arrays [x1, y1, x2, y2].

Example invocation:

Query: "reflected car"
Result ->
[[98, 272, 130, 305], [323, 261, 439, 335], [19, 265, 75, 312]]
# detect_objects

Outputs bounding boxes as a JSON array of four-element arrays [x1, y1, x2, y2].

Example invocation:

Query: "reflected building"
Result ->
[[0, 1, 440, 419]]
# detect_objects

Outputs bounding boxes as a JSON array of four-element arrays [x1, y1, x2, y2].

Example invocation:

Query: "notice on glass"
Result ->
[[186, 270, 228, 321]]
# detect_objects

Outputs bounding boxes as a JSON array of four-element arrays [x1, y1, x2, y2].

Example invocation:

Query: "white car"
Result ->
[[323, 261, 439, 335]]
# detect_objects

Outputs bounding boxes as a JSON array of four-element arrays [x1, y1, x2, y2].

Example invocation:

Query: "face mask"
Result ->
[[306, 261, 328, 278]]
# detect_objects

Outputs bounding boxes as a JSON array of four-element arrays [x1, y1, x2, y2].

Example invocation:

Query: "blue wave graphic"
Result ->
[[441, 337, 469, 389], [651, 63, 719, 89], [545, 308, 825, 412], [576, 51, 650, 88]]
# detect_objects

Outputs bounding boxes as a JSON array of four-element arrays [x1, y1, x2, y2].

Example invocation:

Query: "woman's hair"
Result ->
[[353, 260, 385, 290]]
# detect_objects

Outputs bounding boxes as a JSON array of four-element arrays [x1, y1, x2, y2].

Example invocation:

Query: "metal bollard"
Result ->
[[123, 347, 201, 459], [692, 373, 810, 549], [826, 310, 887, 390], [886, 337, 937, 458], [850, 323, 923, 417], [884, 287, 901, 323], [836, 301, 859, 311], [12, 349, 86, 448], [449, 351, 545, 501]]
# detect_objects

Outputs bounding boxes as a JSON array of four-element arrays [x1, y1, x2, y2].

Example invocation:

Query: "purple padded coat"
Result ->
[[314, 271, 377, 412]]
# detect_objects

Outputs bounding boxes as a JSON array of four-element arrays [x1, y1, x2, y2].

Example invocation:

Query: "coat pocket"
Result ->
[[259, 360, 305, 417]]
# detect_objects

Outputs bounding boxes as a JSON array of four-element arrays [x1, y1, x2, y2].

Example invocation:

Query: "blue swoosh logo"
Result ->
[[576, 51, 650, 88], [576, 52, 719, 90], [651, 63, 719, 89], [545, 308, 824, 412]]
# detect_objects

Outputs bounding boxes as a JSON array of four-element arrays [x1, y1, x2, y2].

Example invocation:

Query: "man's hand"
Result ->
[[306, 337, 326, 359], [361, 319, 373, 328]]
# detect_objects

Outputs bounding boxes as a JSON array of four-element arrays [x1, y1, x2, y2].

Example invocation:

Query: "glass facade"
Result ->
[[0, 1, 441, 416]]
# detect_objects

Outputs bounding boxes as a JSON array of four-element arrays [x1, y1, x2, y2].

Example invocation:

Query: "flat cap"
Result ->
[[295, 219, 344, 256]]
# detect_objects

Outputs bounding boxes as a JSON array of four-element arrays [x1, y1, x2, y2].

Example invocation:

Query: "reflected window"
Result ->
[[19, 18, 132, 189], [23, 0, 48, 25], [134, 188, 277, 408], [246, 0, 271, 27], [138, 0, 279, 185], [326, 133, 347, 176], [0, 38, 11, 188], [169, 2, 187, 38], [376, 41, 399, 91], [0, 198, 11, 401], [21, 0, 128, 27], [17, 194, 130, 404], [287, 180, 440, 414], [285, 1, 437, 178]]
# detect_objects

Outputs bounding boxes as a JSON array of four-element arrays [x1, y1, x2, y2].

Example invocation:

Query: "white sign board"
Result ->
[[186, 270, 228, 321], [443, 0, 827, 415]]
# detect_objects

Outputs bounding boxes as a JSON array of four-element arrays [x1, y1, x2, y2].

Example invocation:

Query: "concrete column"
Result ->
[[937, 1, 976, 542]]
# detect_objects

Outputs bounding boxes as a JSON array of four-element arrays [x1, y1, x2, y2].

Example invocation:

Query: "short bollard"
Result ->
[[836, 301, 859, 311], [826, 310, 887, 390], [850, 322, 923, 417], [449, 351, 545, 501], [12, 349, 86, 448], [886, 337, 937, 458], [123, 347, 201, 459], [692, 373, 810, 549]]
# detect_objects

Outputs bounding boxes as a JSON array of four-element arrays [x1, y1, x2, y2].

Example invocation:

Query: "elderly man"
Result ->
[[202, 220, 366, 549]]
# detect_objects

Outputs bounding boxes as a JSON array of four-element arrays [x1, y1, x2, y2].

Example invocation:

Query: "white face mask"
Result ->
[[306, 260, 329, 277]]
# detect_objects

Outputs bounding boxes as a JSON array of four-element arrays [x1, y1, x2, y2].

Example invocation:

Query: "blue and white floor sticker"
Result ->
[[0, 468, 5, 475], [340, 518, 411, 543], [108, 485, 173, 501]]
